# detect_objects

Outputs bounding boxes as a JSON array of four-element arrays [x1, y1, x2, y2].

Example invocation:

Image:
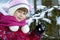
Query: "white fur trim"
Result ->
[[8, 4, 29, 16], [9, 26, 19, 32], [21, 25, 30, 33]]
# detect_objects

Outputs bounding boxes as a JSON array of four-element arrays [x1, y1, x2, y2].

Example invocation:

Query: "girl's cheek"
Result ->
[[24, 16, 26, 19], [23, 15, 26, 18]]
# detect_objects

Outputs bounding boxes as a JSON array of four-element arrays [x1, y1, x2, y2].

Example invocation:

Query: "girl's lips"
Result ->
[[17, 17, 21, 19]]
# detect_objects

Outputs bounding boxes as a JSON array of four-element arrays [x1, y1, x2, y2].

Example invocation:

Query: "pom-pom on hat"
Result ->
[[8, 0, 32, 15]]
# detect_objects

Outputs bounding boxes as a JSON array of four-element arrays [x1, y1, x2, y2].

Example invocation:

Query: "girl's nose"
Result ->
[[20, 13, 23, 16], [19, 13, 24, 17]]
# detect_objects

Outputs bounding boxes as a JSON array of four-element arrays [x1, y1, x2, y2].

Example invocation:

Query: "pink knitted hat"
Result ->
[[8, 0, 32, 15]]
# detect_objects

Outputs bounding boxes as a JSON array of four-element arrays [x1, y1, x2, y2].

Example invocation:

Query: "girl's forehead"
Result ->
[[17, 8, 27, 10], [17, 9, 25, 12], [16, 9, 27, 14], [17, 8, 28, 13]]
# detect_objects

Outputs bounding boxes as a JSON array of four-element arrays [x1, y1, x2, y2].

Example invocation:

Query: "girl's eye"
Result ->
[[18, 10, 22, 13], [17, 10, 27, 15]]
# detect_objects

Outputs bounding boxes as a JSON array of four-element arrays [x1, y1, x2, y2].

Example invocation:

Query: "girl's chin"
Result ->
[[16, 18, 22, 21], [17, 20, 21, 21], [17, 19, 23, 21]]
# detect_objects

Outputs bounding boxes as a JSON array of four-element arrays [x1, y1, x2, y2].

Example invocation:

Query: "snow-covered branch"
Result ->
[[26, 6, 60, 26]]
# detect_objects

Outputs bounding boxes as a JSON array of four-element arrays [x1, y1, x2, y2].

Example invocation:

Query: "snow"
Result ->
[[47, 12, 52, 17], [0, 0, 11, 8], [56, 16, 60, 25], [0, 7, 8, 15], [0, 0, 11, 15], [37, 5, 47, 10], [26, 18, 34, 26], [0, 0, 9, 3], [42, 18, 51, 23]]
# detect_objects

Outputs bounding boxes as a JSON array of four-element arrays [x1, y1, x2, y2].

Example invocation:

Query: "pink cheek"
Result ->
[[24, 16, 26, 18]]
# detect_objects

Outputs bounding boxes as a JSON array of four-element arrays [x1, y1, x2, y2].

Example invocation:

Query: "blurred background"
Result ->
[[0, 0, 60, 40]]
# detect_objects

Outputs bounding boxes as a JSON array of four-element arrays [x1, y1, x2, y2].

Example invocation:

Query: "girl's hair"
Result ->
[[17, 7, 28, 13]]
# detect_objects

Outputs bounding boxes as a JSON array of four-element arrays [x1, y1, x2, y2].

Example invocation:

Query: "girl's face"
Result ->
[[13, 10, 27, 21]]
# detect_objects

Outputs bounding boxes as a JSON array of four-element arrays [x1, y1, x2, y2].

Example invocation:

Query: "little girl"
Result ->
[[0, 0, 30, 39], [0, 0, 44, 40]]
